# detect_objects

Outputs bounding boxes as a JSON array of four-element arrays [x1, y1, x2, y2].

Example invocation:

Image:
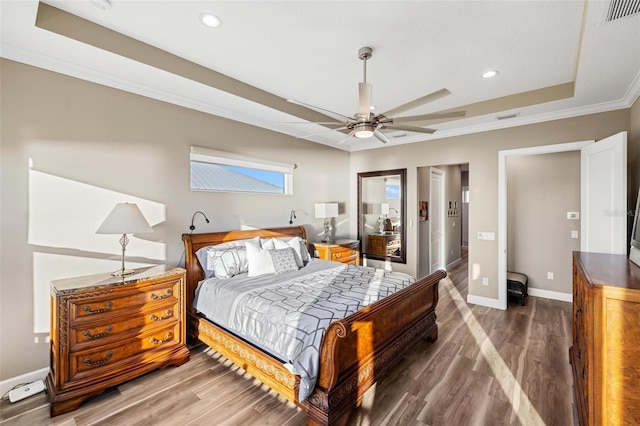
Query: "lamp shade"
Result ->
[[315, 203, 339, 219], [96, 203, 154, 234], [381, 203, 390, 215]]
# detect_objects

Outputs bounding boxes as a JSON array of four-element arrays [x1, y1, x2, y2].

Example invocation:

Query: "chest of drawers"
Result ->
[[313, 240, 360, 265], [46, 265, 189, 416], [570, 252, 640, 425]]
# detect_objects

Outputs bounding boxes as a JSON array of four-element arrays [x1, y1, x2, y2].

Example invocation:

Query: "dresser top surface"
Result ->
[[574, 251, 640, 290], [313, 239, 359, 248], [51, 265, 185, 294]]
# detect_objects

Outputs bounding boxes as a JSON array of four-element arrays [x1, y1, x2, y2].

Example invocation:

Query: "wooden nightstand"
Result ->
[[46, 265, 190, 417], [312, 240, 360, 265]]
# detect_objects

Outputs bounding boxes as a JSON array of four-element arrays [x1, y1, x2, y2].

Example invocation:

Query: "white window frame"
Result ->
[[189, 146, 294, 195]]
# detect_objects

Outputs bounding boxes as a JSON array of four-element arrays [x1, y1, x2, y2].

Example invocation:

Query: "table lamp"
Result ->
[[96, 203, 153, 276], [315, 203, 338, 243]]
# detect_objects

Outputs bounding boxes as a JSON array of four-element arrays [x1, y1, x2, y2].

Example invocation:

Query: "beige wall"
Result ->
[[350, 108, 633, 301], [1, 56, 638, 382], [507, 151, 581, 294], [416, 164, 462, 278], [0, 59, 350, 380], [629, 97, 640, 239]]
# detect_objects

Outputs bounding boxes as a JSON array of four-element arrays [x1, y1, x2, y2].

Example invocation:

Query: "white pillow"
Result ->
[[260, 236, 311, 265], [206, 246, 248, 278], [273, 238, 304, 268], [195, 236, 260, 278], [246, 243, 275, 277]]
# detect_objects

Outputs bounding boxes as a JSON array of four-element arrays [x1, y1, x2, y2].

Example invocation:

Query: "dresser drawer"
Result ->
[[70, 280, 180, 321], [70, 322, 181, 377], [70, 301, 179, 346]]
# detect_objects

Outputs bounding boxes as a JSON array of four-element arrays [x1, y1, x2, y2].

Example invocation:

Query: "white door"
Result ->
[[581, 131, 627, 254], [430, 168, 445, 272]]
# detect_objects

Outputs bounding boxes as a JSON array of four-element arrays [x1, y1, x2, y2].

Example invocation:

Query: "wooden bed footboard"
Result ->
[[304, 269, 445, 426], [182, 228, 445, 426]]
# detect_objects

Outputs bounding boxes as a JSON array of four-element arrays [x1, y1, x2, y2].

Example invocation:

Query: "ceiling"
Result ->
[[1, 1, 639, 152]]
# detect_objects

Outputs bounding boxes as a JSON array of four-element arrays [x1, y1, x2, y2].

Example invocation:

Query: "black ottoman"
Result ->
[[507, 271, 528, 306]]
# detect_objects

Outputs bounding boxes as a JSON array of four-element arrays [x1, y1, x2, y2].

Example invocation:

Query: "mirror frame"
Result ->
[[357, 168, 407, 264]]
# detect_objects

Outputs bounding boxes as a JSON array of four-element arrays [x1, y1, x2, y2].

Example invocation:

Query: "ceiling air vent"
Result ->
[[606, 0, 640, 22]]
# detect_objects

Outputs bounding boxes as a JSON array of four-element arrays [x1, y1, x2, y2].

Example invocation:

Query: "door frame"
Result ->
[[494, 140, 594, 310], [429, 167, 446, 273]]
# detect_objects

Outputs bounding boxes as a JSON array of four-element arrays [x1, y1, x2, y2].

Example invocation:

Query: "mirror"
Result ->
[[358, 169, 407, 264]]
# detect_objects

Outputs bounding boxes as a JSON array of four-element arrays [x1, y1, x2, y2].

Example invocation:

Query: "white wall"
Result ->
[[506, 151, 581, 295], [0, 59, 351, 380]]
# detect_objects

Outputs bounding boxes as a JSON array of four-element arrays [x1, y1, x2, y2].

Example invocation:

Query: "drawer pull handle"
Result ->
[[335, 253, 343, 258], [150, 310, 172, 321], [149, 289, 172, 300], [150, 332, 172, 344], [84, 351, 112, 366], [577, 349, 581, 359], [83, 301, 112, 314], [83, 325, 113, 339]]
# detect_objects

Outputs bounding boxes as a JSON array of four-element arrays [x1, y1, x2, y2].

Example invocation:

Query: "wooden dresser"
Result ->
[[368, 233, 401, 257], [46, 265, 190, 416], [313, 240, 360, 265], [570, 252, 640, 425]]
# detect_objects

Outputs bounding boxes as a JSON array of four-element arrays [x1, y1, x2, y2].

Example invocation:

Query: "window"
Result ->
[[190, 146, 294, 195]]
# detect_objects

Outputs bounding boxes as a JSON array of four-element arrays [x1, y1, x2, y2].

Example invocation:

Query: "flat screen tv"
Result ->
[[630, 187, 640, 267]]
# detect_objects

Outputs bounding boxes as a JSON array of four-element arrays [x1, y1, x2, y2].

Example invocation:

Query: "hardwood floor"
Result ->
[[1, 252, 575, 425]]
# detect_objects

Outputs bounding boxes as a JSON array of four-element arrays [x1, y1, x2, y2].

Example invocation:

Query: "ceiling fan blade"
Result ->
[[336, 130, 356, 145], [373, 130, 390, 144], [359, 82, 373, 117], [381, 88, 451, 118], [392, 110, 466, 124], [275, 121, 346, 126], [287, 99, 351, 123], [296, 126, 348, 138], [383, 124, 437, 134]]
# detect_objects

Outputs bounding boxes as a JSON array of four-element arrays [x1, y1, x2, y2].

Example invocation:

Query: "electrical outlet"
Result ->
[[482, 277, 489, 286], [571, 230, 579, 239], [547, 272, 554, 280]]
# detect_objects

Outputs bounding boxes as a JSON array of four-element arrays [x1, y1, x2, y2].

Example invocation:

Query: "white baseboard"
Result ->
[[528, 287, 573, 303], [0, 367, 48, 397], [446, 258, 462, 270], [466, 294, 506, 310]]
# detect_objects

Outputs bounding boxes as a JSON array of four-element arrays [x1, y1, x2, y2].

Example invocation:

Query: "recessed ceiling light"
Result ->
[[482, 70, 499, 79], [200, 13, 223, 28]]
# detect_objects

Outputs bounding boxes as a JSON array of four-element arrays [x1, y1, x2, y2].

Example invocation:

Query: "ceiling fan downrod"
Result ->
[[359, 46, 372, 83]]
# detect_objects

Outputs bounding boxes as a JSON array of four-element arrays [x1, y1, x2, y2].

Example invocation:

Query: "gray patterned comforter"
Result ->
[[194, 259, 415, 401]]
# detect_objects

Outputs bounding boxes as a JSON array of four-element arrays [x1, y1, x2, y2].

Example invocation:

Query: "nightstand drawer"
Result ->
[[313, 240, 360, 265], [331, 249, 357, 262], [70, 322, 181, 376], [70, 280, 180, 321], [71, 301, 179, 346]]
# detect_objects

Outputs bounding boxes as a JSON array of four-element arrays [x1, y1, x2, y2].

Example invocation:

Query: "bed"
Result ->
[[182, 226, 445, 426]]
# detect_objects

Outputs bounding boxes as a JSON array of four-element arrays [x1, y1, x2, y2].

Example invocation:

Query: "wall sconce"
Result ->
[[96, 203, 153, 276], [189, 211, 210, 233], [315, 203, 338, 243], [289, 209, 297, 225]]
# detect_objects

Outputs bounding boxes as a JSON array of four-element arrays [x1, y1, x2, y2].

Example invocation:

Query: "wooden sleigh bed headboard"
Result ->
[[182, 226, 306, 314], [181, 225, 444, 426]]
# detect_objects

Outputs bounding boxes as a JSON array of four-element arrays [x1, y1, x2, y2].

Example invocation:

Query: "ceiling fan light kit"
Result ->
[[286, 46, 466, 145]]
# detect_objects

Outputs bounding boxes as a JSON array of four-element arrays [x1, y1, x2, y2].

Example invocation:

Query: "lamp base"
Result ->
[[111, 269, 135, 277]]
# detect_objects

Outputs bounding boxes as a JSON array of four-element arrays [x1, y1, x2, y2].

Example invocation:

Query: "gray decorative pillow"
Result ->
[[269, 248, 299, 275], [207, 246, 249, 278]]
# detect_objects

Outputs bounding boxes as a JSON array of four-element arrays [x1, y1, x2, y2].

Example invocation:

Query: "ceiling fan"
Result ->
[[286, 46, 466, 144]]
